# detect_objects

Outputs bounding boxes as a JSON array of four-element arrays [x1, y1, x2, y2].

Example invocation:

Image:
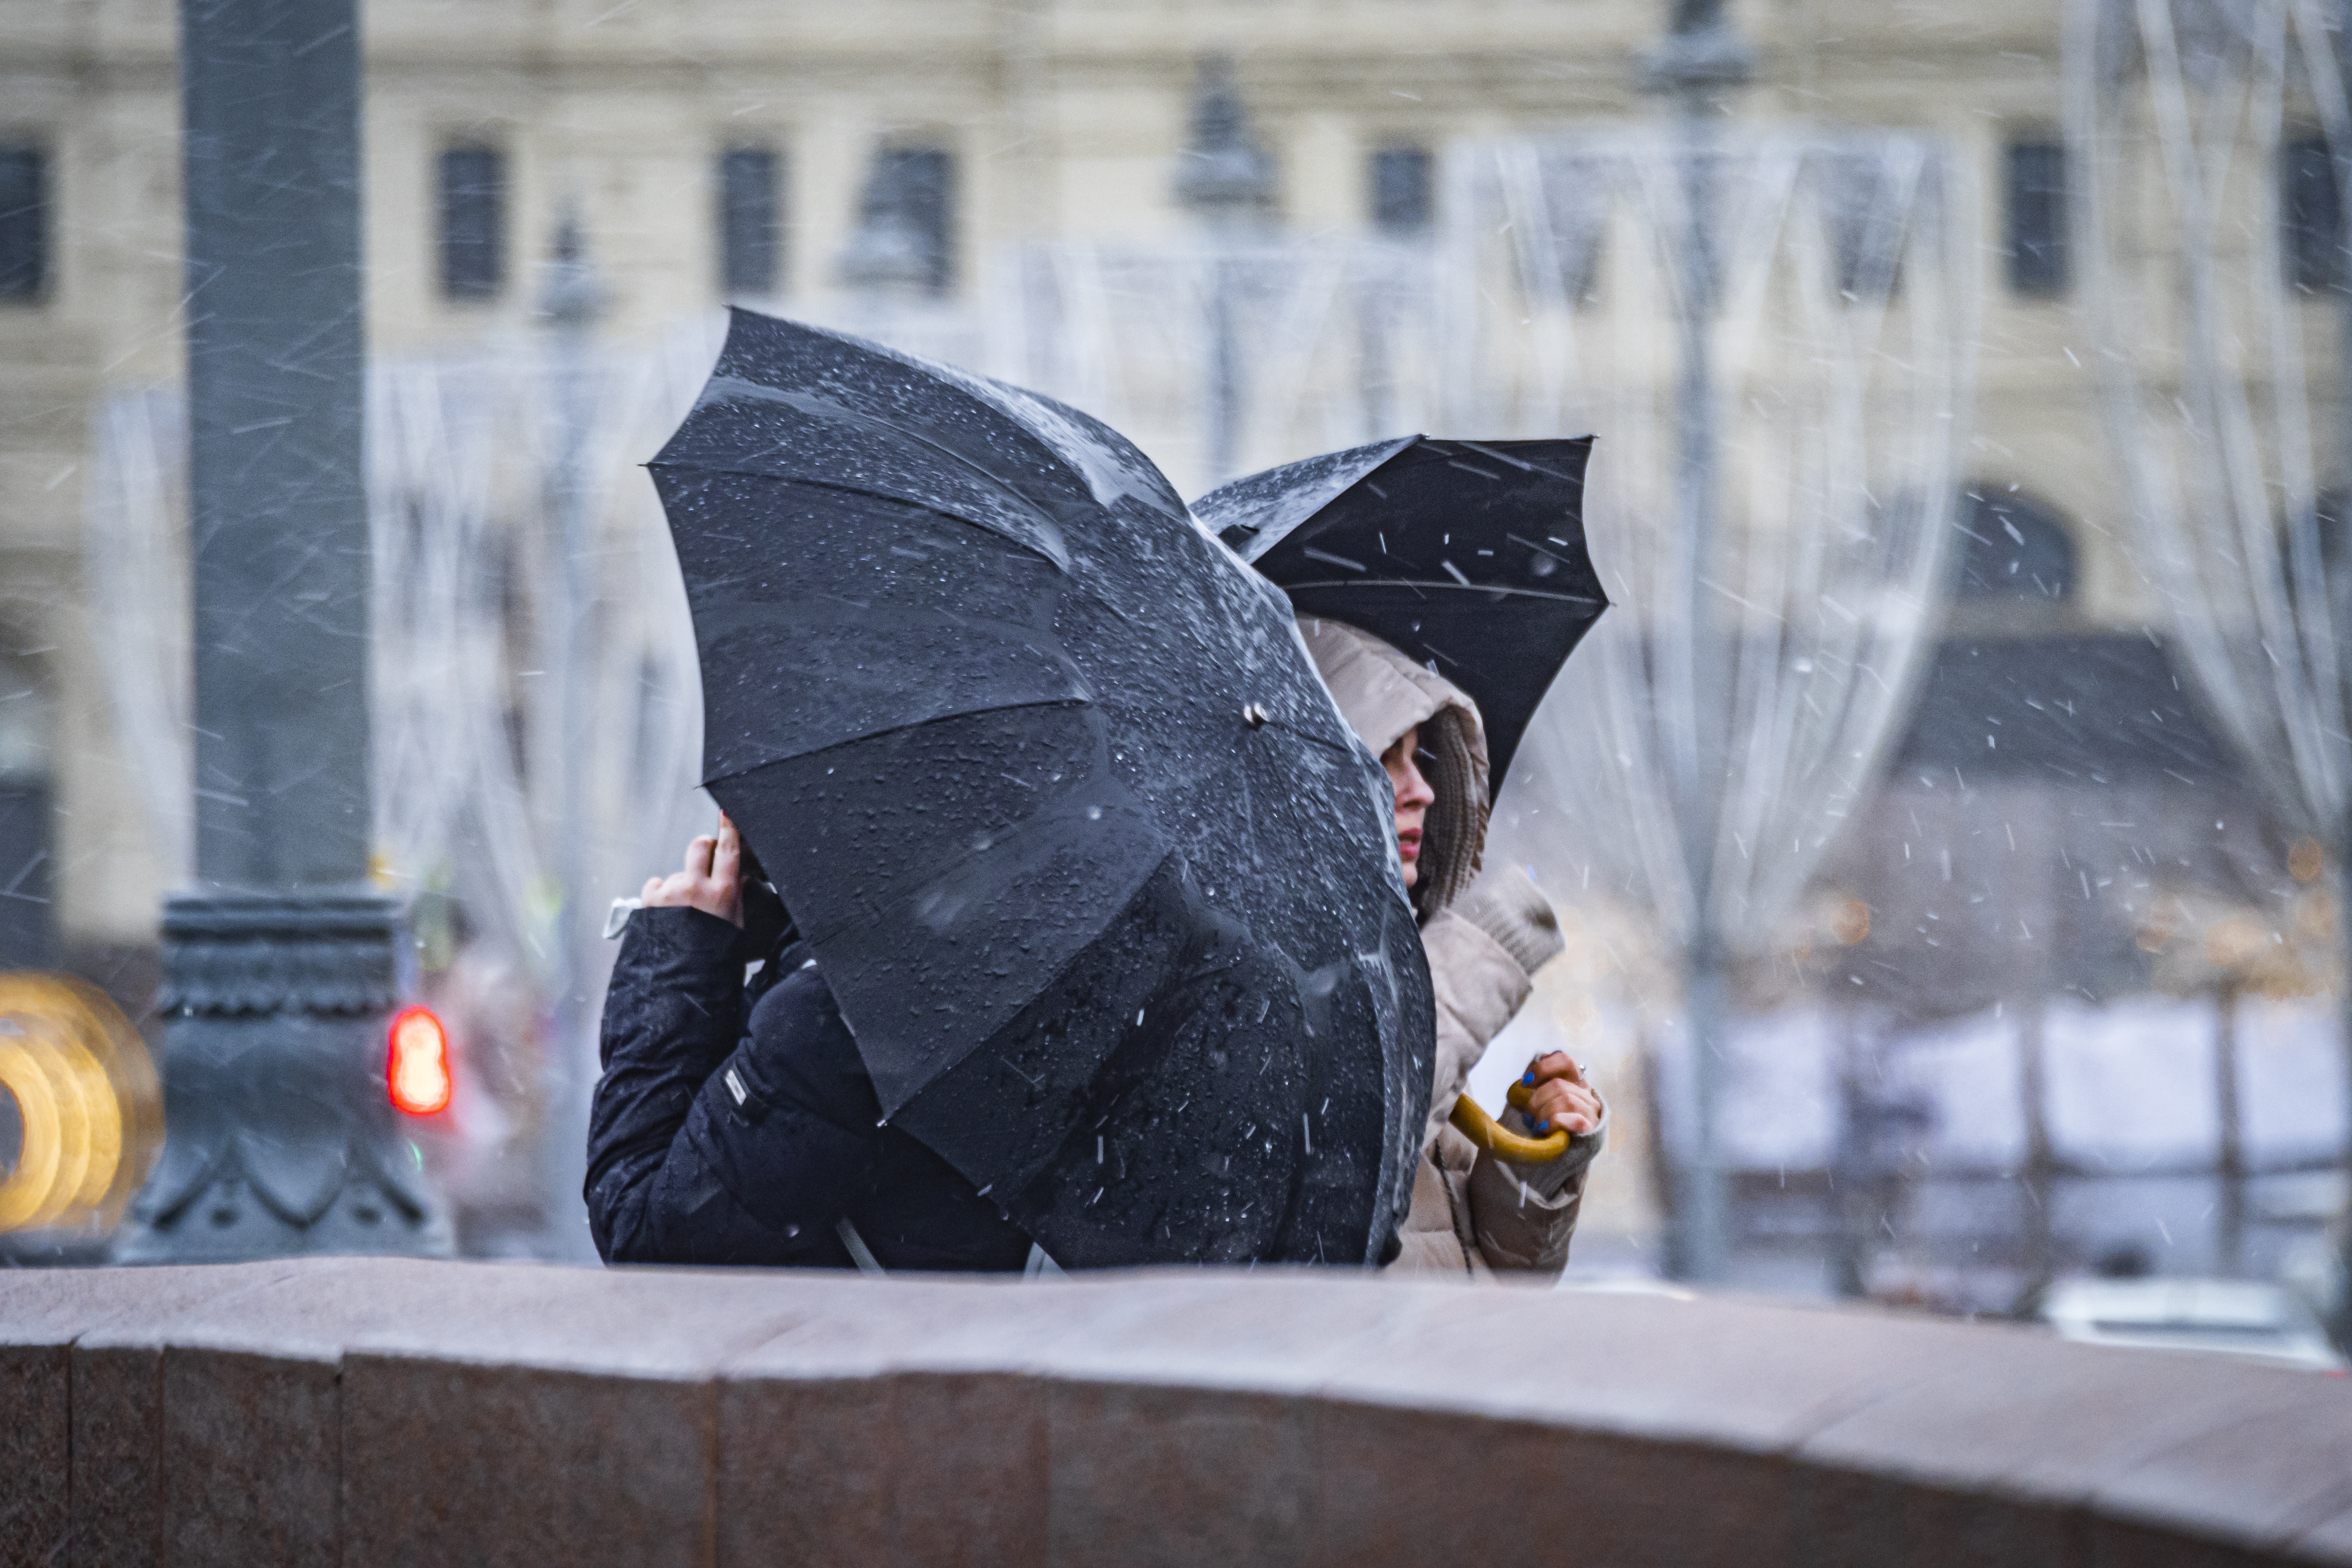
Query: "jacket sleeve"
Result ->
[[1424, 866, 1605, 1279], [587, 906, 747, 1260], [1418, 908, 1529, 1154], [586, 907, 877, 1265]]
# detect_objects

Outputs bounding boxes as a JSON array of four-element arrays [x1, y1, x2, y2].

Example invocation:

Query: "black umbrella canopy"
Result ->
[[647, 311, 1433, 1268], [1194, 436, 1607, 791]]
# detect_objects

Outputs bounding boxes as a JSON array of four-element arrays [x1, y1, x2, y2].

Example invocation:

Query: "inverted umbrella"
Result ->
[[1193, 435, 1607, 790], [647, 311, 1432, 1268]]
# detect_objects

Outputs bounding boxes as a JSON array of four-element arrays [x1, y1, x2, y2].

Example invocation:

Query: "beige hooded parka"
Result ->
[[1297, 617, 1606, 1279]]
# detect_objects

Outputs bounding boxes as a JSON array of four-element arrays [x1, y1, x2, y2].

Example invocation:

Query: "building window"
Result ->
[[0, 146, 49, 303], [0, 646, 54, 970], [866, 145, 956, 295], [1515, 157, 1606, 308], [1827, 154, 1903, 302], [1956, 488, 2075, 600], [2005, 142, 2068, 298], [2283, 136, 2342, 292], [1370, 147, 1432, 235], [718, 146, 783, 298], [438, 145, 505, 301]]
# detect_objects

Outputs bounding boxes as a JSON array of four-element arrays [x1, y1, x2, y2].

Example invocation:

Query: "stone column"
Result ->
[[115, 0, 447, 1261]]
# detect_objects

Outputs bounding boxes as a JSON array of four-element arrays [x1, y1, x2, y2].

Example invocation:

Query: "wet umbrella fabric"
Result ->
[[1193, 436, 1607, 790], [646, 310, 1433, 1268]]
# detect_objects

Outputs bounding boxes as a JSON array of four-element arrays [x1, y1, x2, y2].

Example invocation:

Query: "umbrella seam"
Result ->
[[647, 461, 1073, 576], [699, 696, 1095, 786], [1280, 578, 1608, 607]]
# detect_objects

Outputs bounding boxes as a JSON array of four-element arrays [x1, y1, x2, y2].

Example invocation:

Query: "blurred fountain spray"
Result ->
[[533, 208, 608, 1259], [1173, 57, 1277, 485], [1465, 6, 1975, 1282], [2064, 0, 2352, 1339], [1008, 69, 1438, 495]]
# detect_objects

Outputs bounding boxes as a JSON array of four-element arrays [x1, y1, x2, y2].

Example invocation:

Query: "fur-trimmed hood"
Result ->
[[1295, 616, 1490, 918]]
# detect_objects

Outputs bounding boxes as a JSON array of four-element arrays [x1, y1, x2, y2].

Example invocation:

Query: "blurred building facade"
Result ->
[[0, 0, 2124, 1009], [0, 0, 2335, 1287]]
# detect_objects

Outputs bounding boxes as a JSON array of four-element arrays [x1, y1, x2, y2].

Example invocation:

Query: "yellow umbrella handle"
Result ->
[[1448, 1081, 1570, 1163]]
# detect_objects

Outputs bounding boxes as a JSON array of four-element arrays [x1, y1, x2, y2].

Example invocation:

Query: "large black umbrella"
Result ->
[[1194, 436, 1607, 790], [646, 311, 1432, 1268]]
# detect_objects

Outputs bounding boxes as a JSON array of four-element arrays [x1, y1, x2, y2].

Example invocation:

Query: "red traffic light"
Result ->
[[386, 1005, 451, 1117]]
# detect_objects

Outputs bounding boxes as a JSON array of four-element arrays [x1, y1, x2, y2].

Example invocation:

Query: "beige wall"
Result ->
[[0, 0, 2166, 950]]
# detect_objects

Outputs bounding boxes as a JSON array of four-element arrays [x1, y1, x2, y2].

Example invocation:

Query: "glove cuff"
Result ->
[[1500, 1100, 1607, 1196]]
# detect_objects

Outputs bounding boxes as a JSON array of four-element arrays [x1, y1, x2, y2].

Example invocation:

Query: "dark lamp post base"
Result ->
[[113, 892, 451, 1264]]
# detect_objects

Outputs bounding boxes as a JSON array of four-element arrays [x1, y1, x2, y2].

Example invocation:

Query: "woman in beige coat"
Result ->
[[1300, 618, 1606, 1279]]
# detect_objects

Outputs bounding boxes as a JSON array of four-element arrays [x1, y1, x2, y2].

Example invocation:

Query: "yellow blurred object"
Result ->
[[0, 975, 159, 1234], [1826, 897, 1872, 947], [2290, 837, 2327, 883], [2297, 890, 2338, 944], [2203, 915, 2270, 971], [2136, 895, 2185, 953], [1449, 1081, 1571, 1163], [2142, 885, 2336, 1002]]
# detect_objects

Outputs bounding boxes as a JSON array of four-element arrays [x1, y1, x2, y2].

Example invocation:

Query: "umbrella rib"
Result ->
[[701, 696, 1092, 787], [1504, 532, 1579, 568], [1260, 720, 1356, 758], [854, 842, 1185, 1125], [648, 461, 1071, 573], [1445, 439, 1587, 481], [1280, 578, 1607, 607], [664, 376, 1076, 565]]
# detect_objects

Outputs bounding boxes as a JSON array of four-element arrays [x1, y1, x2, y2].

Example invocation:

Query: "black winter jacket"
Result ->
[[584, 902, 1034, 1271]]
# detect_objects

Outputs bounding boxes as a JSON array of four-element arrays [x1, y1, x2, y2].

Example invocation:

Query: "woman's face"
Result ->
[[1381, 724, 1436, 889]]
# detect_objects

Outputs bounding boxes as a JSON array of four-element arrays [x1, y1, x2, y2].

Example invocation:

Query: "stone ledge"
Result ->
[[0, 1258, 2345, 1568]]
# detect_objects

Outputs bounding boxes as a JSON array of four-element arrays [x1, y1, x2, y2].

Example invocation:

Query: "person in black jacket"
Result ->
[[584, 816, 1034, 1271]]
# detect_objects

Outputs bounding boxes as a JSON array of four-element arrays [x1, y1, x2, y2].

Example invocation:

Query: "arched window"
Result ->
[[436, 145, 505, 302], [841, 142, 957, 297], [717, 144, 784, 299], [1955, 487, 2076, 601]]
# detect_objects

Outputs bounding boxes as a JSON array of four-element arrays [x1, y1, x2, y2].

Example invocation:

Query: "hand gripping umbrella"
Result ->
[[647, 312, 1433, 1268], [1192, 435, 1607, 791]]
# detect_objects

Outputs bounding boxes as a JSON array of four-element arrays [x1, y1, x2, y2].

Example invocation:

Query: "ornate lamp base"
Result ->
[[113, 892, 451, 1263]]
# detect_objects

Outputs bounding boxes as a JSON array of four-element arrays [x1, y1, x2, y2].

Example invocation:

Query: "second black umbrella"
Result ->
[[1194, 435, 1606, 791]]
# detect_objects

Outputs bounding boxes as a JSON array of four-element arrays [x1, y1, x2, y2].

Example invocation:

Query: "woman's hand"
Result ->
[[641, 815, 745, 927], [1517, 1052, 1602, 1138]]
